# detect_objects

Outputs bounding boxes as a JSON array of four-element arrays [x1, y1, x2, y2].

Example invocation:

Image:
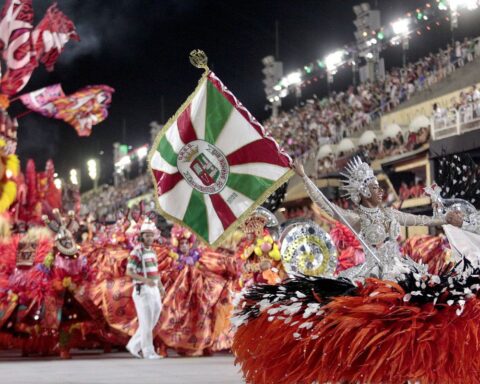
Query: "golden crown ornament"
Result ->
[[184, 145, 200, 162], [189, 49, 209, 71]]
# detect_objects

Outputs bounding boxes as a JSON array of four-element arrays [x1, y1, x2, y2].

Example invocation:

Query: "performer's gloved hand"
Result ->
[[446, 211, 464, 227], [292, 159, 306, 177]]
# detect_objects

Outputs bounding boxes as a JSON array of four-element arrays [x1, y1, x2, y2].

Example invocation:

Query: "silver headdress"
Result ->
[[340, 157, 377, 204]]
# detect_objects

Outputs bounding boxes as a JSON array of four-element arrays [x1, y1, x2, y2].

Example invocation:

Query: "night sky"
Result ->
[[12, 0, 480, 189]]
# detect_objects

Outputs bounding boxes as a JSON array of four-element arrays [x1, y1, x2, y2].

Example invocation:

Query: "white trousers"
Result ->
[[127, 285, 162, 357]]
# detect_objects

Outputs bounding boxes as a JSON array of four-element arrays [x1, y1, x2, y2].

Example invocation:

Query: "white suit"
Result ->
[[127, 285, 162, 357]]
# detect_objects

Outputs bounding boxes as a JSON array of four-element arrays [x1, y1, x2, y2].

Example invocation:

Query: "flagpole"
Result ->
[[15, 110, 33, 119], [9, 96, 21, 103], [9, 90, 33, 103]]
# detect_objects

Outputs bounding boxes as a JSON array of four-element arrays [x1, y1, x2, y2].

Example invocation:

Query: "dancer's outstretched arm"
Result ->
[[391, 208, 463, 227], [292, 160, 360, 228]]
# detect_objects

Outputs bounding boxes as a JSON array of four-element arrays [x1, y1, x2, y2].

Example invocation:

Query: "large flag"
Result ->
[[149, 66, 293, 246], [32, 3, 79, 71], [19, 84, 114, 137], [18, 83, 64, 115], [0, 0, 36, 96]]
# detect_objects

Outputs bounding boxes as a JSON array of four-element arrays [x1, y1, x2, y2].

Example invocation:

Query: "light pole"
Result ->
[[69, 168, 80, 189], [447, 0, 480, 44], [54, 178, 62, 190], [87, 159, 99, 190], [262, 55, 283, 117], [391, 18, 410, 67], [325, 50, 346, 94], [353, 2, 382, 83]]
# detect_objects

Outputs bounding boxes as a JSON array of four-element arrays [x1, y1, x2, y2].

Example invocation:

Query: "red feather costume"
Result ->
[[232, 269, 480, 384], [403, 234, 452, 275]]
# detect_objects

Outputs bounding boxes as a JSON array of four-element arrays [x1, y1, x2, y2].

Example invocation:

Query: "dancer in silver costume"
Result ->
[[293, 157, 464, 280]]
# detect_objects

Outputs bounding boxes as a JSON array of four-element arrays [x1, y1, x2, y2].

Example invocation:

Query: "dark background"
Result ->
[[11, 0, 480, 190]]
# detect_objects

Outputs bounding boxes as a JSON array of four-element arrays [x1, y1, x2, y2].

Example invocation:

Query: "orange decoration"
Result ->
[[0, 94, 10, 110]]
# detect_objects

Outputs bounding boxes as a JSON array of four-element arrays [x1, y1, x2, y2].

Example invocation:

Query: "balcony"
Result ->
[[432, 103, 480, 140]]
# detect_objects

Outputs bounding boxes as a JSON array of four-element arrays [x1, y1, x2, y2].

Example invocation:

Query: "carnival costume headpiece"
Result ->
[[242, 207, 278, 237], [16, 227, 53, 267], [140, 218, 157, 234], [171, 225, 196, 247], [340, 157, 377, 205], [42, 209, 79, 257]]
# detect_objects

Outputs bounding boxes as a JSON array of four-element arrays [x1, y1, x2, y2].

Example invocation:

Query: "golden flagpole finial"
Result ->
[[189, 49, 209, 72]]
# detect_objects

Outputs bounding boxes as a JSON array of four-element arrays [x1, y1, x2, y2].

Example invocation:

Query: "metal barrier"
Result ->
[[432, 103, 480, 140]]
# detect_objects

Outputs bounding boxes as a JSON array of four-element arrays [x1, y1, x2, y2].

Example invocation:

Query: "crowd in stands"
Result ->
[[81, 173, 153, 221], [265, 37, 480, 159], [314, 126, 431, 178]]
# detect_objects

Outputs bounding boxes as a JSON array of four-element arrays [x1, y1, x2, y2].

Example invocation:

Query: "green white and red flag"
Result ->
[[149, 68, 293, 246]]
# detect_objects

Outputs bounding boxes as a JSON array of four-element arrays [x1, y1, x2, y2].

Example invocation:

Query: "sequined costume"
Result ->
[[232, 157, 480, 384], [302, 172, 446, 280], [236, 209, 284, 287]]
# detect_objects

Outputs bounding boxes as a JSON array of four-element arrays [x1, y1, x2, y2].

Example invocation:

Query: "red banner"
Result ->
[[32, 3, 79, 71], [0, 0, 36, 96]]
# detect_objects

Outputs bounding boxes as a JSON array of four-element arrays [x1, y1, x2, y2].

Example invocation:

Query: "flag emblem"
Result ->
[[149, 54, 293, 246], [177, 140, 229, 194]]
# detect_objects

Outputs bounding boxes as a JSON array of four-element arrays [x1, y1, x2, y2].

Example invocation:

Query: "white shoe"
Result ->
[[126, 345, 141, 358], [145, 353, 163, 360]]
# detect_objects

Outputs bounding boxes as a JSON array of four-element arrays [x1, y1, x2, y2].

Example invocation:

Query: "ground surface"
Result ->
[[0, 350, 245, 384]]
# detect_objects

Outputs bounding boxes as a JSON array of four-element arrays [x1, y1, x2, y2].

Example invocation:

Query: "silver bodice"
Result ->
[[357, 205, 401, 246]]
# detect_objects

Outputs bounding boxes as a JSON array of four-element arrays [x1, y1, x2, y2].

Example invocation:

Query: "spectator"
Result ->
[[399, 182, 411, 201]]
